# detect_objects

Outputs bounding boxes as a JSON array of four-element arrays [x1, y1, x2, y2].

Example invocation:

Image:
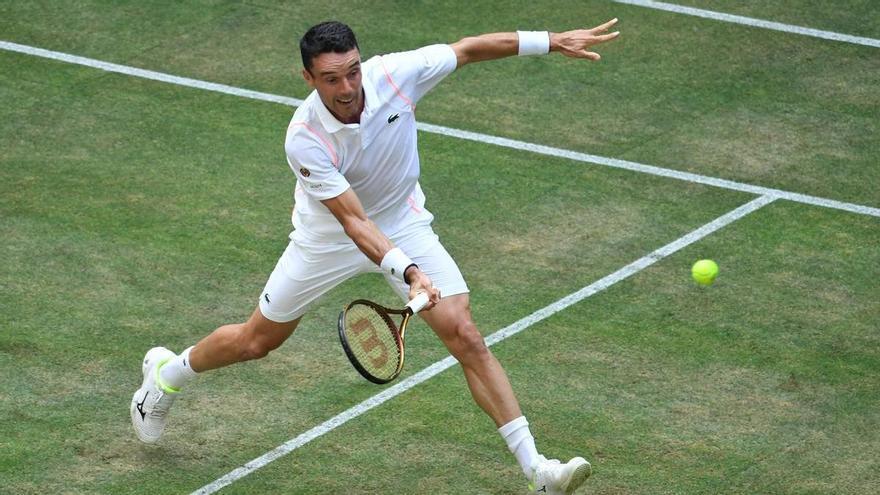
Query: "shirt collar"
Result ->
[[314, 76, 379, 134], [314, 92, 348, 134], [361, 74, 379, 118]]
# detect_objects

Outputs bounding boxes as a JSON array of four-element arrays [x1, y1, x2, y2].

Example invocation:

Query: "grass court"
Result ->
[[1, 1, 878, 493]]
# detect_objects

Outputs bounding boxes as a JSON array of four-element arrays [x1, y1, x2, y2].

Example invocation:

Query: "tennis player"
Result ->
[[131, 20, 618, 494]]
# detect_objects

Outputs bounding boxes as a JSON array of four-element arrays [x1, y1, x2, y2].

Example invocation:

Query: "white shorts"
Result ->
[[258, 222, 469, 322]]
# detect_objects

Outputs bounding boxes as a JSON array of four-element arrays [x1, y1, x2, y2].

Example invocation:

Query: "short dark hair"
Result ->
[[300, 21, 359, 72]]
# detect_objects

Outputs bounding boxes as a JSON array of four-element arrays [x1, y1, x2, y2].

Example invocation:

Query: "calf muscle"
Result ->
[[420, 294, 522, 426], [188, 307, 300, 372]]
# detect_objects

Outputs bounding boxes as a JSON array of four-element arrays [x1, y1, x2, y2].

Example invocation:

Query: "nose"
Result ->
[[340, 77, 353, 95]]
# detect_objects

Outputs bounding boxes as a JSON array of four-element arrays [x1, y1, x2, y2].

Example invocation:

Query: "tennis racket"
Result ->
[[338, 291, 430, 384]]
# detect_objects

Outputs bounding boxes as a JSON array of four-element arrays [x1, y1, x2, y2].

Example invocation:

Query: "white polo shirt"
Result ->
[[284, 43, 458, 244]]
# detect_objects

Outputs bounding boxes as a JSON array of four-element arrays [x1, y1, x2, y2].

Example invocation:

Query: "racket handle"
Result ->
[[406, 291, 431, 314]]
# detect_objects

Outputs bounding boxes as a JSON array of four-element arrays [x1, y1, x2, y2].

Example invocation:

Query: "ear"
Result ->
[[302, 68, 315, 88]]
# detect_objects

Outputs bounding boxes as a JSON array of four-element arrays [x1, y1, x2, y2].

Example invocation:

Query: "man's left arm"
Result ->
[[450, 18, 620, 68]]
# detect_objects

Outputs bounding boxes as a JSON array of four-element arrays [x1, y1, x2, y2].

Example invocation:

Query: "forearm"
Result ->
[[322, 188, 422, 284], [451, 19, 619, 67], [340, 216, 394, 265], [451, 33, 520, 67], [343, 217, 422, 285]]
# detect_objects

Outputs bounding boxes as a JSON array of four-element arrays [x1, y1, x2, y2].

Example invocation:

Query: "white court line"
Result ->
[[612, 0, 880, 48], [417, 124, 880, 218], [0, 41, 304, 108], [193, 194, 777, 494], [2, 40, 878, 219]]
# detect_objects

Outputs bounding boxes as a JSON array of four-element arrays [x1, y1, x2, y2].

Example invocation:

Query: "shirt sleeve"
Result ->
[[380, 44, 458, 103], [285, 128, 350, 201]]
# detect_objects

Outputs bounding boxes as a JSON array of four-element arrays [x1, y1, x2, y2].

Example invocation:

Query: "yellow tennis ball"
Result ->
[[692, 259, 718, 286]]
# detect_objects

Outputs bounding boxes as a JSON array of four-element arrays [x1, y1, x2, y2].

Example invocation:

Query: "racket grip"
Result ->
[[406, 291, 431, 314]]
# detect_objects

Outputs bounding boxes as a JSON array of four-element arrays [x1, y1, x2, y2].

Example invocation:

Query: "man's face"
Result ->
[[303, 48, 363, 124]]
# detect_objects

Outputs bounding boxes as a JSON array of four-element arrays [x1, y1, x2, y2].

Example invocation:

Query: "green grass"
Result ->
[[671, 0, 880, 38], [1, 1, 878, 494]]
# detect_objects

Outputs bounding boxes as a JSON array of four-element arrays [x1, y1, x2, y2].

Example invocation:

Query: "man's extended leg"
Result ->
[[130, 307, 299, 443], [419, 294, 590, 494], [418, 293, 520, 426]]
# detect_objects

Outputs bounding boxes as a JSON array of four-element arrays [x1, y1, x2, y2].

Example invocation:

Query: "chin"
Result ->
[[338, 110, 357, 123]]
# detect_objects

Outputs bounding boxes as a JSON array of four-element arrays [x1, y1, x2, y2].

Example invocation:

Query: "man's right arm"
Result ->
[[450, 18, 619, 68], [322, 188, 440, 308], [322, 188, 393, 265]]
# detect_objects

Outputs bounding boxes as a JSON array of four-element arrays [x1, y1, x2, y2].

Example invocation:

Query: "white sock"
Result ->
[[158, 346, 198, 390], [499, 416, 542, 479]]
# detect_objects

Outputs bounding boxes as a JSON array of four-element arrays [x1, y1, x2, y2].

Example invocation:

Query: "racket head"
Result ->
[[338, 300, 404, 384]]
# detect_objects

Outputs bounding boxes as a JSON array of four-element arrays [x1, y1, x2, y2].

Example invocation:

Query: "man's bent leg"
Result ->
[[132, 236, 373, 444], [189, 306, 300, 372], [131, 306, 299, 444]]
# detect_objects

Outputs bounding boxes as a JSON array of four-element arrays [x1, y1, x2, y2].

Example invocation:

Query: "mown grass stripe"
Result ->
[[417, 124, 880, 218], [191, 195, 776, 494], [2, 40, 877, 218], [612, 0, 880, 48]]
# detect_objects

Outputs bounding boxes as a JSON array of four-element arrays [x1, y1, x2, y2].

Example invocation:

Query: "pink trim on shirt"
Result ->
[[380, 57, 415, 110], [407, 194, 423, 213], [290, 121, 339, 168]]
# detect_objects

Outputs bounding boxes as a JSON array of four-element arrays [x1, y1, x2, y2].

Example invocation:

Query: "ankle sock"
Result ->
[[158, 346, 197, 390], [499, 416, 542, 479]]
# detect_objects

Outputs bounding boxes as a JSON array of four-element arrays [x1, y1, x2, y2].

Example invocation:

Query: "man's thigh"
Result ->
[[259, 239, 374, 323], [384, 223, 470, 302]]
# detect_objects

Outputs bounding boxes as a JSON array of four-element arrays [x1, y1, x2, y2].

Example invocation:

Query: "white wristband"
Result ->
[[517, 31, 550, 56], [380, 247, 415, 282]]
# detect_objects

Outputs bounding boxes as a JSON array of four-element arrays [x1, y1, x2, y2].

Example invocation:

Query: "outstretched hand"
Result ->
[[551, 18, 620, 61]]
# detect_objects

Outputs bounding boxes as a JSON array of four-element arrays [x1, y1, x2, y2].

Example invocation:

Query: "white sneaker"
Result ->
[[130, 347, 179, 443], [530, 456, 592, 494]]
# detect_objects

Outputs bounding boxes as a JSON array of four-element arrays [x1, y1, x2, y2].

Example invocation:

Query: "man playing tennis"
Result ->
[[131, 19, 618, 494]]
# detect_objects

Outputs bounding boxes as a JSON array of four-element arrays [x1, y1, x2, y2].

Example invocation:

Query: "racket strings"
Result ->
[[343, 304, 402, 380]]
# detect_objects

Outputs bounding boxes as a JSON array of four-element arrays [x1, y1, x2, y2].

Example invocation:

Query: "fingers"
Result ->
[[558, 19, 618, 60], [554, 18, 619, 61], [590, 17, 619, 33], [568, 50, 601, 61], [427, 287, 441, 309], [594, 31, 620, 42], [419, 286, 441, 311], [409, 280, 441, 311]]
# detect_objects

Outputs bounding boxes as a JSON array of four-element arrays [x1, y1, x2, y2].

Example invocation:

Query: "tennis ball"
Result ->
[[692, 259, 718, 286]]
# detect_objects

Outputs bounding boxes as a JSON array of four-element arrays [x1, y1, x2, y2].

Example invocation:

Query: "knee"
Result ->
[[448, 320, 490, 362], [238, 330, 284, 362], [240, 341, 270, 361], [234, 312, 298, 362]]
